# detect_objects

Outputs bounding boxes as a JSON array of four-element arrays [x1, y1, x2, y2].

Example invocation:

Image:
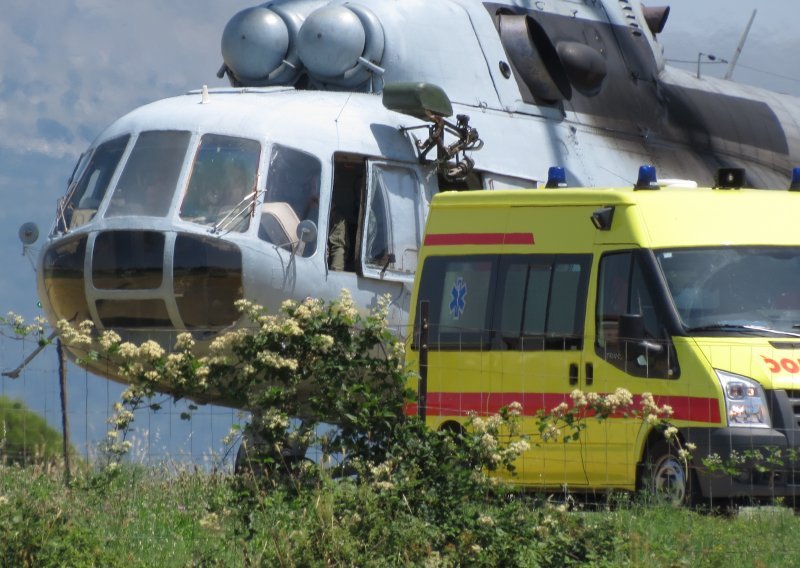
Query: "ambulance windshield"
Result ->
[[656, 247, 800, 336]]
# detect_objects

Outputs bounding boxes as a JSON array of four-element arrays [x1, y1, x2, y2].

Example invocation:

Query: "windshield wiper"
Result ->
[[687, 323, 800, 338]]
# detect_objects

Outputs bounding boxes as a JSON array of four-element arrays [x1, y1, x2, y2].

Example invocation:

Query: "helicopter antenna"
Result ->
[[724, 9, 757, 80]]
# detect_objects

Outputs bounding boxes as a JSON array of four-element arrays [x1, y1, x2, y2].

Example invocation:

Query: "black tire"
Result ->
[[234, 428, 310, 481], [640, 439, 697, 506]]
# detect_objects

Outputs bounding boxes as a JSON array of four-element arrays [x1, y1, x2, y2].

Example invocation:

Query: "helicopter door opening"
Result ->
[[328, 154, 366, 272], [359, 161, 422, 282]]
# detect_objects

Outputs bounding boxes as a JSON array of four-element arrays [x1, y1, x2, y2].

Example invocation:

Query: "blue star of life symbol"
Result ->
[[449, 277, 468, 320]]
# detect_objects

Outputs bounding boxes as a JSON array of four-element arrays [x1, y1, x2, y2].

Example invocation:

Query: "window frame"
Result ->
[[359, 160, 424, 283], [414, 254, 498, 351], [413, 253, 592, 352], [494, 253, 592, 351], [594, 249, 681, 379]]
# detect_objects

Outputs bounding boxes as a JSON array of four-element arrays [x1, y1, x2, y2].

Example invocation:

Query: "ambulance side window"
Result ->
[[414, 255, 497, 350], [596, 251, 677, 378], [496, 255, 591, 350]]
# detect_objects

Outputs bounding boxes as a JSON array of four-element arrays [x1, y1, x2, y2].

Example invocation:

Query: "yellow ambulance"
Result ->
[[405, 167, 800, 503]]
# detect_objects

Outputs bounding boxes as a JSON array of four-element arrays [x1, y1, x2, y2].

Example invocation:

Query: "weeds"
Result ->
[[1, 463, 798, 567]]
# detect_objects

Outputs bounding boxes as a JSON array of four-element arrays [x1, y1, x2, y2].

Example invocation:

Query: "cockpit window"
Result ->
[[105, 130, 191, 218], [179, 134, 261, 232], [59, 135, 130, 231], [259, 145, 321, 255]]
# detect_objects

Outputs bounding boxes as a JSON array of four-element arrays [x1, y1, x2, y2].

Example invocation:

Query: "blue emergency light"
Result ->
[[791, 167, 800, 191], [634, 165, 659, 190], [545, 166, 567, 188]]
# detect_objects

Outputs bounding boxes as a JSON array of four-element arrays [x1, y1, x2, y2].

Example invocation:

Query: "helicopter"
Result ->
[[30, 0, 800, 406]]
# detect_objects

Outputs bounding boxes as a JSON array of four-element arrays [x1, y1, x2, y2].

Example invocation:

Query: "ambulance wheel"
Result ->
[[641, 440, 697, 506]]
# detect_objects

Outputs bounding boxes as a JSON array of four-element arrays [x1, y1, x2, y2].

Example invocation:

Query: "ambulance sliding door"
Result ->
[[491, 254, 592, 487]]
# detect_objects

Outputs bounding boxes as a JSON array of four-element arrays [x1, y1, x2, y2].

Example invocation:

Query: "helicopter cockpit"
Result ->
[[41, 89, 435, 360]]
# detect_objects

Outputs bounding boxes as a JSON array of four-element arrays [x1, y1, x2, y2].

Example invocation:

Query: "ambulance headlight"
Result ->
[[715, 369, 771, 428]]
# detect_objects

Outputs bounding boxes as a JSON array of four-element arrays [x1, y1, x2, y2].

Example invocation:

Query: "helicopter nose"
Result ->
[[41, 229, 243, 339]]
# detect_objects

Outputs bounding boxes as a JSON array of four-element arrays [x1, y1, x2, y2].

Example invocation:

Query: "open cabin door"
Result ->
[[359, 161, 423, 283]]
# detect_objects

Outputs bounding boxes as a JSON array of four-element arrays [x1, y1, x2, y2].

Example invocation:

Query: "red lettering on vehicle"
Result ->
[[782, 358, 800, 374], [762, 356, 781, 373]]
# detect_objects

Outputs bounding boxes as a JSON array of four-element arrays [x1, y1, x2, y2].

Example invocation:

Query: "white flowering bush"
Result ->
[[4, 300, 694, 500], [51, 291, 410, 478]]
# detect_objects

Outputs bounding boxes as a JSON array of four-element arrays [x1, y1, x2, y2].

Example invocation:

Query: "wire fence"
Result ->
[[0, 331, 242, 469], [3, 318, 800, 507]]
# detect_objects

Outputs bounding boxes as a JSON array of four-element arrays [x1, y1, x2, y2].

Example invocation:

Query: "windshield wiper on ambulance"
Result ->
[[686, 323, 800, 338]]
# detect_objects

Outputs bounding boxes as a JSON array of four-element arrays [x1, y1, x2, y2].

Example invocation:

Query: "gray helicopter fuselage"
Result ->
[[36, 0, 800, 403]]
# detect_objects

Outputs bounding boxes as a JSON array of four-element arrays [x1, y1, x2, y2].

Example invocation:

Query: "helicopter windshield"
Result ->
[[179, 134, 261, 231], [60, 134, 130, 230], [105, 131, 191, 218], [656, 247, 800, 336]]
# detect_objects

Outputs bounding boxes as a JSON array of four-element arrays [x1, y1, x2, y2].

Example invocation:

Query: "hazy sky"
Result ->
[[657, 0, 800, 95], [0, 0, 798, 457]]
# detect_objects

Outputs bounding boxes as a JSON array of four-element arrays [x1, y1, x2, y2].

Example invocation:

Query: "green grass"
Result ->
[[0, 465, 799, 567]]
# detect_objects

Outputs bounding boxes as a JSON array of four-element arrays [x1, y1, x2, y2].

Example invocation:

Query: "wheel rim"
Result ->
[[652, 455, 687, 505]]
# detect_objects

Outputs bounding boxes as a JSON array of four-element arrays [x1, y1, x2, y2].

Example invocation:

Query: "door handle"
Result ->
[[585, 362, 594, 386], [569, 363, 579, 385]]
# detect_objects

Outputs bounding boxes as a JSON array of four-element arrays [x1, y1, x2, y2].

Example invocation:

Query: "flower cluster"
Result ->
[[330, 289, 359, 323], [292, 297, 324, 322], [255, 350, 299, 371], [1, 312, 48, 338], [57, 319, 94, 347], [466, 403, 531, 472]]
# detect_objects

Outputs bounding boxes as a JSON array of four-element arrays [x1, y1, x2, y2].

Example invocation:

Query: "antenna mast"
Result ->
[[724, 9, 757, 80]]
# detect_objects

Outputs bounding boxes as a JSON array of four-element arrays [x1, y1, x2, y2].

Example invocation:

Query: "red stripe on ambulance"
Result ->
[[405, 392, 721, 424], [424, 232, 534, 246]]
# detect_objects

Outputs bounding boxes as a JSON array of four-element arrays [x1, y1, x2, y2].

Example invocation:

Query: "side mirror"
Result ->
[[296, 219, 317, 243], [619, 313, 644, 341], [619, 313, 664, 359]]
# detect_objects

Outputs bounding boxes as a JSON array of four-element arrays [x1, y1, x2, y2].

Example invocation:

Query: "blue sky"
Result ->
[[0, 0, 798, 460]]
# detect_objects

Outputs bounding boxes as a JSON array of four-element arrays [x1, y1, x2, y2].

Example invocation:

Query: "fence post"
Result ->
[[57, 339, 71, 485]]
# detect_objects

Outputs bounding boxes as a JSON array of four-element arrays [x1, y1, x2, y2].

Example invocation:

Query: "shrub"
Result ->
[[0, 396, 70, 467]]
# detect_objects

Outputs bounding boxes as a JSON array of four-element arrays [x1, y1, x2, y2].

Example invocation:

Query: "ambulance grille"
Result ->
[[784, 390, 800, 428]]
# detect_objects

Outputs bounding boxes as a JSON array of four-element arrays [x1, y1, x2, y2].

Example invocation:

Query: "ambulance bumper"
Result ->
[[684, 426, 800, 500]]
